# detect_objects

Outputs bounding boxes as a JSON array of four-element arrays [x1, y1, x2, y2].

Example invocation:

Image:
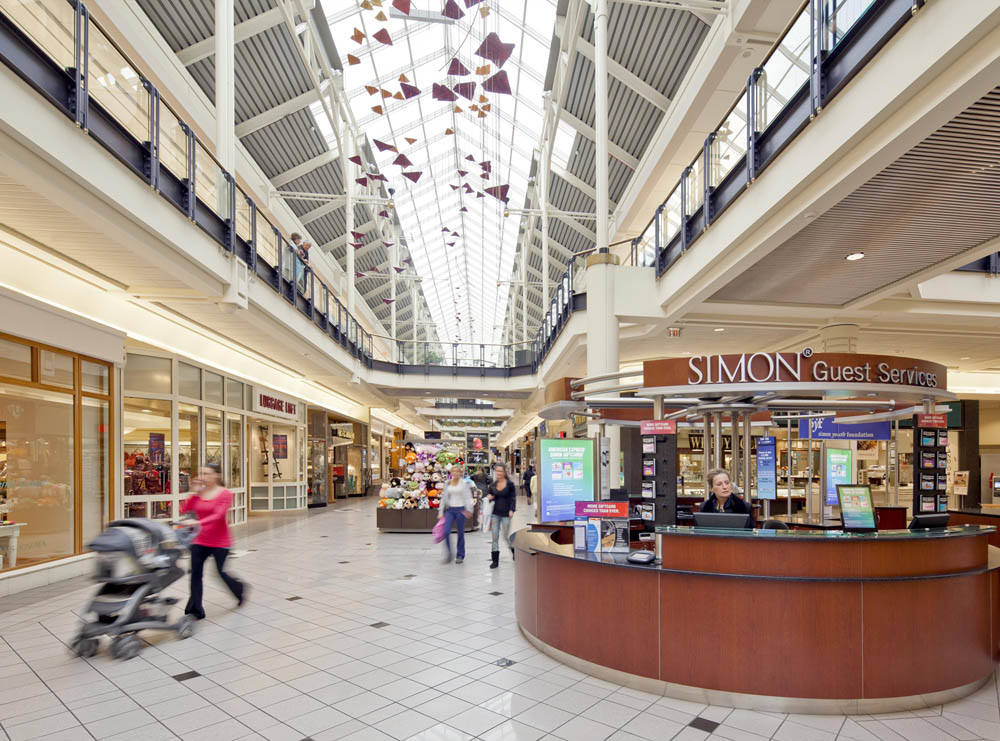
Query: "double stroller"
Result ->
[[71, 517, 199, 660]]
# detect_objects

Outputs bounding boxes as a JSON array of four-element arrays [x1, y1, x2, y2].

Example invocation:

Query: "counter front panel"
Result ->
[[513, 524, 998, 711]]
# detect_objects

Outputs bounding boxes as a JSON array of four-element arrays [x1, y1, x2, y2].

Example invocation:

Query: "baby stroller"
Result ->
[[71, 517, 200, 660]]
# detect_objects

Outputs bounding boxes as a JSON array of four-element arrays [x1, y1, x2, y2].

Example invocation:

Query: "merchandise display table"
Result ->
[[377, 501, 480, 533], [513, 523, 1000, 713], [0, 522, 26, 568]]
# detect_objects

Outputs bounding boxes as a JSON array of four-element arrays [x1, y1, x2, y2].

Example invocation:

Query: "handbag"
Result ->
[[480, 496, 494, 532], [432, 516, 446, 543]]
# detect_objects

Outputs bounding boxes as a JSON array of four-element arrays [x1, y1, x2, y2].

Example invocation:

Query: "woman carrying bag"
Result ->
[[487, 463, 516, 569], [438, 464, 474, 564]]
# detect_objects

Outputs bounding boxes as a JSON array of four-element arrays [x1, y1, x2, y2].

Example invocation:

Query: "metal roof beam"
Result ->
[[320, 219, 376, 251], [235, 82, 327, 137], [560, 110, 639, 169], [550, 209, 597, 244], [574, 38, 671, 111], [175, 1, 316, 66], [271, 147, 340, 188]]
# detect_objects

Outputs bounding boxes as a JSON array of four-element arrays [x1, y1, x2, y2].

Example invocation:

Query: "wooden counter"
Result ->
[[513, 525, 999, 713]]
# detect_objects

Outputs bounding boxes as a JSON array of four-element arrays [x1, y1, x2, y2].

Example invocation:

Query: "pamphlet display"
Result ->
[[912, 414, 949, 514], [638, 429, 678, 528], [573, 501, 629, 554], [539, 438, 595, 522]]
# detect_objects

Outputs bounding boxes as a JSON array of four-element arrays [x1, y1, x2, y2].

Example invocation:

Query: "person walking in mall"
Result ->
[[487, 462, 517, 569], [439, 464, 474, 564], [181, 462, 246, 619], [522, 463, 535, 505]]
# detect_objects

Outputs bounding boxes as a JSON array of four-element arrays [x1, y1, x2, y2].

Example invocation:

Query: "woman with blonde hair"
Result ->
[[700, 468, 754, 525], [438, 464, 474, 563]]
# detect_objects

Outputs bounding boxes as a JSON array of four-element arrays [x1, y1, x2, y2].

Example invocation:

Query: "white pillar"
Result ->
[[390, 223, 397, 361], [594, 0, 610, 254], [344, 128, 356, 316], [820, 323, 860, 353], [539, 144, 551, 308], [411, 277, 418, 362], [214, 0, 235, 172], [522, 214, 534, 346], [585, 251, 620, 486]]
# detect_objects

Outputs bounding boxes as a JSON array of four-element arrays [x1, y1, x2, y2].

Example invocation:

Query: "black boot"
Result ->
[[490, 551, 500, 569], [510, 547, 515, 561]]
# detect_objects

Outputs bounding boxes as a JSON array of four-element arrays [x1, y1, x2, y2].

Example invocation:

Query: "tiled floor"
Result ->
[[1, 497, 998, 741]]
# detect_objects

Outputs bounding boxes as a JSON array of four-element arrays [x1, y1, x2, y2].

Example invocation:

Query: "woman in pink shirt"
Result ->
[[181, 462, 246, 619]]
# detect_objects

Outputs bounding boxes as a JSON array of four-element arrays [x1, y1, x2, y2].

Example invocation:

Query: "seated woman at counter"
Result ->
[[700, 468, 754, 524]]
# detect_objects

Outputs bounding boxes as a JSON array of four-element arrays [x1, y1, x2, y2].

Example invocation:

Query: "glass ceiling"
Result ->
[[317, 0, 557, 350]]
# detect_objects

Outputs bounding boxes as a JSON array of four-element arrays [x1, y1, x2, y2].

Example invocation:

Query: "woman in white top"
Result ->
[[438, 464, 474, 564]]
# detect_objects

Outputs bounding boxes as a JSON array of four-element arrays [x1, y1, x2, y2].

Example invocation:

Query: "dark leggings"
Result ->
[[185, 544, 243, 619]]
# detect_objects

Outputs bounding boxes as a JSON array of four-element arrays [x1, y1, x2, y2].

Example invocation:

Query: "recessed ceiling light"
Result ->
[[846, 252, 865, 261], [713, 327, 725, 332], [960, 356, 971, 360], [681, 351, 691, 356]]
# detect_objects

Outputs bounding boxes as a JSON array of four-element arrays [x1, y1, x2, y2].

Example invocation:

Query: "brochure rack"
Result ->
[[912, 417, 949, 515], [640, 432, 678, 528]]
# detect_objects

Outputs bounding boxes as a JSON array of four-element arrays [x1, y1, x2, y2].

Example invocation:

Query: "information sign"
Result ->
[[799, 417, 891, 441], [825, 448, 852, 506], [756, 436, 777, 500], [917, 413, 948, 429], [640, 420, 677, 435], [540, 438, 595, 522]]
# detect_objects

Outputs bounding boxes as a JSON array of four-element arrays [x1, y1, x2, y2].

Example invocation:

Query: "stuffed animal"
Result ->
[[429, 498, 440, 509], [403, 497, 416, 509], [431, 472, 442, 483], [418, 496, 429, 509], [393, 497, 405, 509]]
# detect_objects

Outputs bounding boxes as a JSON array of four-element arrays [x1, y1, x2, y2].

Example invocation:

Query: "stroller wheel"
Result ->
[[110, 634, 141, 660], [176, 615, 196, 640], [71, 636, 99, 658]]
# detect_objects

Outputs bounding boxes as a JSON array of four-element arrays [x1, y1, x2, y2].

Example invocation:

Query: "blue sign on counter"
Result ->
[[799, 417, 891, 441], [756, 436, 777, 500]]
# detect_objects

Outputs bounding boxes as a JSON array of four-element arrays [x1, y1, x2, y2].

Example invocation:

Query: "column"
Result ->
[[214, 0, 235, 172], [593, 0, 610, 254], [411, 277, 418, 363], [390, 224, 397, 361], [538, 143, 551, 307], [819, 323, 859, 353], [585, 252, 621, 485], [522, 214, 534, 347], [344, 127, 356, 316]]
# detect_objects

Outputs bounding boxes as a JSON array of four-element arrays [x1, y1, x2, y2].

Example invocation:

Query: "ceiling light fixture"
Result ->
[[713, 327, 725, 332], [960, 356, 971, 360], [846, 252, 865, 261]]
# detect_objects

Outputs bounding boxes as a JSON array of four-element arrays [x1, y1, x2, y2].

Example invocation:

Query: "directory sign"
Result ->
[[540, 438, 595, 522], [756, 436, 777, 500], [825, 448, 852, 505], [837, 485, 876, 531]]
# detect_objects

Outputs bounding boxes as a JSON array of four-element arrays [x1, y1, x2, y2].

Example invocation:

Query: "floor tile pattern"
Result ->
[[0, 498, 997, 741]]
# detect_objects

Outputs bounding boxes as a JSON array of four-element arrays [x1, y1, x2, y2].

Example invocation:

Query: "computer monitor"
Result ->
[[692, 512, 753, 529], [836, 485, 877, 533], [909, 513, 950, 530]]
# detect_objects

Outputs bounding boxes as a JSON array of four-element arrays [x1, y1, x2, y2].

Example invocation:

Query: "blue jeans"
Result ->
[[443, 507, 466, 559], [490, 514, 511, 551]]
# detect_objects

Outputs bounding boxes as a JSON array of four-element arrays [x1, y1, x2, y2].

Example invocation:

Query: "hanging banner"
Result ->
[[756, 436, 777, 500], [799, 417, 891, 441], [148, 433, 165, 466]]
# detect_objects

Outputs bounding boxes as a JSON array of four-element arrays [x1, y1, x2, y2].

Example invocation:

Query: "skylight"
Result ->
[[318, 0, 557, 356]]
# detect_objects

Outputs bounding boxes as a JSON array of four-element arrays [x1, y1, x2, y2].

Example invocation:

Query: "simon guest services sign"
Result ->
[[252, 388, 299, 420], [644, 350, 946, 391]]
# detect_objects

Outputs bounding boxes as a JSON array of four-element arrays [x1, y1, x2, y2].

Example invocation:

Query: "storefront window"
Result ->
[[0, 337, 31, 380], [0, 385, 74, 568], [226, 378, 244, 409], [123, 397, 171, 502], [227, 415, 242, 488], [81, 360, 109, 394], [179, 363, 201, 400], [178, 403, 200, 494], [206, 409, 223, 470], [205, 372, 224, 405], [39, 349, 73, 388], [124, 353, 171, 394], [81, 398, 108, 543]]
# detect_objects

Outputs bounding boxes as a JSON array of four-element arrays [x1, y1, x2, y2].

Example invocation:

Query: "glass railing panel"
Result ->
[[715, 98, 749, 185], [281, 241, 295, 283], [256, 221, 279, 268], [194, 140, 230, 220], [235, 189, 252, 242], [686, 158, 704, 213], [660, 185, 682, 247], [827, 0, 878, 49], [0, 0, 75, 70], [88, 22, 148, 143], [758, 5, 811, 132], [159, 103, 188, 181]]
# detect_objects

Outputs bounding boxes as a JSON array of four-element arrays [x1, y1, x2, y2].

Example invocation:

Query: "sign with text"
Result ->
[[148, 433, 164, 465], [252, 387, 300, 421], [540, 438, 595, 522], [825, 448, 853, 506], [756, 436, 777, 500], [688, 434, 760, 454], [917, 413, 948, 429], [799, 417, 891, 441], [575, 501, 629, 518], [640, 420, 677, 435], [644, 352, 946, 391]]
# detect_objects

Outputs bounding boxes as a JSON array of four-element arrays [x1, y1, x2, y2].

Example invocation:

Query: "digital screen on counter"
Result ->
[[539, 438, 595, 522], [837, 485, 876, 531]]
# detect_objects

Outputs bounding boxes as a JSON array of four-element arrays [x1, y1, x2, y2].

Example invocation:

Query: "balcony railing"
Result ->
[[627, 0, 920, 277]]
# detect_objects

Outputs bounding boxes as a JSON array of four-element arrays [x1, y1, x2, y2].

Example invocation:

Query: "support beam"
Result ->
[[300, 198, 339, 225], [594, 0, 610, 256], [235, 83, 326, 137], [560, 110, 639, 170], [552, 210, 597, 244], [271, 147, 340, 188], [550, 162, 617, 208], [215, 0, 235, 172], [175, 1, 316, 66], [575, 38, 670, 111], [320, 219, 375, 251]]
